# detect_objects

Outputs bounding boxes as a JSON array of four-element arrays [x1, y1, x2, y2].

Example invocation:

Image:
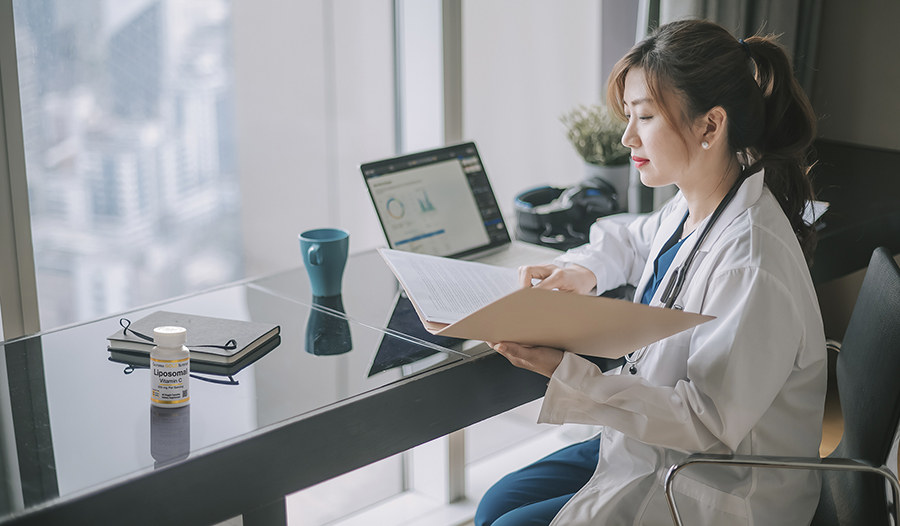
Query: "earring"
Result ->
[[701, 141, 709, 149]]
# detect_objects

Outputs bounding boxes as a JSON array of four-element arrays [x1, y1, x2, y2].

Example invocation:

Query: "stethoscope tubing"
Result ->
[[660, 172, 749, 309], [627, 171, 750, 373]]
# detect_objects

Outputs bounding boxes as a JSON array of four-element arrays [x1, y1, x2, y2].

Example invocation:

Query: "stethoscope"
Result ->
[[625, 171, 749, 375]]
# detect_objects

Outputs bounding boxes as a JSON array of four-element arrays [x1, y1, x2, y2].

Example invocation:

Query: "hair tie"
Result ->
[[739, 38, 751, 59]]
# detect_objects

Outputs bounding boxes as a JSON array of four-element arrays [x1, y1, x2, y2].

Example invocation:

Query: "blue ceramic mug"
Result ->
[[299, 228, 350, 297]]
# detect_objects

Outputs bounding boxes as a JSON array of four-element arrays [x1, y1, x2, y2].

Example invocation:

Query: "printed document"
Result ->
[[379, 248, 716, 358], [379, 248, 519, 324]]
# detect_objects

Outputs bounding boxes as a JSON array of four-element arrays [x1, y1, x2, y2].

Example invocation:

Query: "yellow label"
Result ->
[[151, 356, 190, 405]]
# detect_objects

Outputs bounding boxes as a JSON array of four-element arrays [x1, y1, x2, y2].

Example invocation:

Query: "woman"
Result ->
[[476, 19, 827, 526]]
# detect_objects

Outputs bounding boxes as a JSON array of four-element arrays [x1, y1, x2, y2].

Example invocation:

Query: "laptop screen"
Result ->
[[361, 142, 511, 258]]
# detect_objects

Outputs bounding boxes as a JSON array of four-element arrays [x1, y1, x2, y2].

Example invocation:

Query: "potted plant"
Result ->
[[561, 103, 631, 211]]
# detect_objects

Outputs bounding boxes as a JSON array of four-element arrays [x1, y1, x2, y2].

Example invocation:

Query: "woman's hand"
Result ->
[[518, 263, 596, 294], [490, 341, 564, 378]]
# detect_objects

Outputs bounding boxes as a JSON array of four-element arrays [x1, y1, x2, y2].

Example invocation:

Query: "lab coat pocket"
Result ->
[[663, 474, 749, 525]]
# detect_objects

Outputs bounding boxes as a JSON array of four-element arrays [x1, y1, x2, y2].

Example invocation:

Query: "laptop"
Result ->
[[360, 143, 563, 376], [360, 142, 561, 268]]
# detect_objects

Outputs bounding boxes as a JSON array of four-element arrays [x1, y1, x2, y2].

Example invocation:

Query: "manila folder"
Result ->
[[419, 287, 713, 359]]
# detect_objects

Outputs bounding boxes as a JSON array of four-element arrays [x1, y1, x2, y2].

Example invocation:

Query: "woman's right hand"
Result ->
[[518, 263, 597, 295]]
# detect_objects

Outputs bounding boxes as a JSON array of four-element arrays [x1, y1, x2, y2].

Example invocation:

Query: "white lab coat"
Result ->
[[541, 170, 827, 526]]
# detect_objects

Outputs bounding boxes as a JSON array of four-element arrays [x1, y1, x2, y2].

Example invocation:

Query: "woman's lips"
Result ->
[[632, 156, 649, 168]]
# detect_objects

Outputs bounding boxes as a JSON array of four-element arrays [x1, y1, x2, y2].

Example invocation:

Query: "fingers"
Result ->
[[491, 341, 564, 378], [531, 266, 579, 291], [518, 264, 556, 288], [518, 264, 593, 293], [491, 341, 522, 358], [491, 341, 518, 361], [532, 269, 565, 291], [531, 264, 596, 294]]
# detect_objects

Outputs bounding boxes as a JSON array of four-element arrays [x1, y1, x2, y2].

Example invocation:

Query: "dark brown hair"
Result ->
[[607, 19, 818, 263]]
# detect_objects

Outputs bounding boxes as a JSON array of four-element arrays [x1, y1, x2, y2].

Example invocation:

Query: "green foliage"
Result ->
[[561, 103, 630, 166]]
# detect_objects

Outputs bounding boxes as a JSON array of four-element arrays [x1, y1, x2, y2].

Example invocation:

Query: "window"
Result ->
[[11, 0, 400, 331], [13, 0, 242, 329]]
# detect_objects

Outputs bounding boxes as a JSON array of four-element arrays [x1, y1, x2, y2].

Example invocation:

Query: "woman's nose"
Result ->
[[622, 120, 639, 149]]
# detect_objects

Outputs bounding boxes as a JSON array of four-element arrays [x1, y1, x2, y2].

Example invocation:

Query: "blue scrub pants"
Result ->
[[474, 436, 601, 526]]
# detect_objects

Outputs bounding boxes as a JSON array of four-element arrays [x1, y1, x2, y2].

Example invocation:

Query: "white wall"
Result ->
[[232, 0, 619, 275], [462, 0, 604, 218], [232, 0, 395, 278]]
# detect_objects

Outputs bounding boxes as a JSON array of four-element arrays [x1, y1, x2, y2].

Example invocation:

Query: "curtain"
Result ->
[[658, 0, 823, 96]]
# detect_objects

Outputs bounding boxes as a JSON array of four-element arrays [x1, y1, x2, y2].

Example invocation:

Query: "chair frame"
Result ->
[[664, 453, 900, 525], [666, 246, 900, 525]]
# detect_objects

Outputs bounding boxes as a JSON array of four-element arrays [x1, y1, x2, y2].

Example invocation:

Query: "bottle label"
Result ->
[[150, 356, 190, 405]]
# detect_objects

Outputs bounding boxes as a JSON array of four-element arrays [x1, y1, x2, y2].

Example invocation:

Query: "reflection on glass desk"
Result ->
[[1, 249, 547, 526], [368, 291, 466, 377]]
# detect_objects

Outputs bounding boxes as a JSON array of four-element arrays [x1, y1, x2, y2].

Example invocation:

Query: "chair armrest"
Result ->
[[664, 453, 900, 526]]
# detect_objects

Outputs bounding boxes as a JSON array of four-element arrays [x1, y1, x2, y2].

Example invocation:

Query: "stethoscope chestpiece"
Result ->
[[659, 266, 681, 308]]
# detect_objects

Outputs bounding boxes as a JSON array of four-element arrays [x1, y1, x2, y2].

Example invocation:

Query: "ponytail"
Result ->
[[743, 35, 818, 264]]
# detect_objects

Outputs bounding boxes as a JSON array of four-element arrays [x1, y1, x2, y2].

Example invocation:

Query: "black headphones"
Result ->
[[514, 177, 619, 250]]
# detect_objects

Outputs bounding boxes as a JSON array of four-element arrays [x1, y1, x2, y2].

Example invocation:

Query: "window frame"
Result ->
[[0, 0, 40, 341]]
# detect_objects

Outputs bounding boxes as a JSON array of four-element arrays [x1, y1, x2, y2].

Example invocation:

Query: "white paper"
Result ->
[[803, 200, 829, 225], [379, 249, 519, 324]]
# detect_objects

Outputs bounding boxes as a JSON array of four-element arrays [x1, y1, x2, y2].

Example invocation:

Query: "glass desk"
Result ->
[[0, 250, 551, 526]]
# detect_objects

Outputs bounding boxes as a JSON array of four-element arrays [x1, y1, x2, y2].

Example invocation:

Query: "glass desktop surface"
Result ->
[[0, 250, 470, 520]]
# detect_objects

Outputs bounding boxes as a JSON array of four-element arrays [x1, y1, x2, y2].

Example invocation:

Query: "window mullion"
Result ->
[[441, 0, 462, 145], [0, 0, 40, 340], [441, 0, 466, 504]]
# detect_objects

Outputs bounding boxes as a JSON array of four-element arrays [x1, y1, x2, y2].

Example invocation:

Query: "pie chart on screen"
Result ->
[[386, 198, 405, 219]]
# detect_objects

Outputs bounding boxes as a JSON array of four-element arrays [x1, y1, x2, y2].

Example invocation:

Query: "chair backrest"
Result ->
[[814, 247, 900, 526]]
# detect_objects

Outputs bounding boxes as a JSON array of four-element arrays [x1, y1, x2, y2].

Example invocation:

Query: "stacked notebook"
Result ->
[[106, 311, 281, 372]]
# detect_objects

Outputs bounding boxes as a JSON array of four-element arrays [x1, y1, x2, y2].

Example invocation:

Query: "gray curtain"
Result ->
[[658, 0, 823, 96]]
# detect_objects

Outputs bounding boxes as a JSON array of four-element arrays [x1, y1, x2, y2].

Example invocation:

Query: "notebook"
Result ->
[[360, 142, 561, 269]]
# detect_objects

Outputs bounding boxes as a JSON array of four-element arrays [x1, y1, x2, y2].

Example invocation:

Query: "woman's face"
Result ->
[[621, 67, 698, 188]]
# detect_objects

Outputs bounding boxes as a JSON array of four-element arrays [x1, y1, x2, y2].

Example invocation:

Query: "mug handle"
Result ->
[[308, 244, 322, 265]]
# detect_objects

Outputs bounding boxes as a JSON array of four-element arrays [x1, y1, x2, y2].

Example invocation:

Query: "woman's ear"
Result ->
[[698, 106, 728, 149]]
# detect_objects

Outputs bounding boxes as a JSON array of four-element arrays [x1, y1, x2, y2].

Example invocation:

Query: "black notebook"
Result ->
[[109, 335, 281, 376], [106, 311, 280, 365]]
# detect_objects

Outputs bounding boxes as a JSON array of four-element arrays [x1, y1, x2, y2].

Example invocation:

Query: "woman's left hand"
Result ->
[[489, 341, 564, 378]]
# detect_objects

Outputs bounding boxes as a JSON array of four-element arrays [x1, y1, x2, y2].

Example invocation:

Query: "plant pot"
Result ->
[[584, 162, 630, 212]]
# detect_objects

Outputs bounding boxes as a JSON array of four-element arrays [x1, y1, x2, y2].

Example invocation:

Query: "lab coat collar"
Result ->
[[636, 169, 765, 305], [686, 168, 765, 255]]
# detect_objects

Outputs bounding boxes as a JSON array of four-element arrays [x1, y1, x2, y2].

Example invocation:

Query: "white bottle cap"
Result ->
[[153, 326, 187, 348]]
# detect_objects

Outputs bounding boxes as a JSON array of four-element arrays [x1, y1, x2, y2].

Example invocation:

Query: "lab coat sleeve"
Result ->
[[538, 266, 804, 452], [552, 197, 680, 294]]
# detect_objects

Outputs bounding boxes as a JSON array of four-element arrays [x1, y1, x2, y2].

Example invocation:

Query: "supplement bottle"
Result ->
[[150, 326, 190, 407]]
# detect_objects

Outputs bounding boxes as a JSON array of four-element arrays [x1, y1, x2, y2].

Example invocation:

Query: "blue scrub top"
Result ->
[[641, 213, 691, 305]]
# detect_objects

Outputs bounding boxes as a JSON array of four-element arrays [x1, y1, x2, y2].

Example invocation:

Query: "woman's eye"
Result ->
[[639, 116, 653, 121]]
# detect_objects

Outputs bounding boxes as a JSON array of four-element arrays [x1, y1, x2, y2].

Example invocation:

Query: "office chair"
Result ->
[[665, 246, 900, 526]]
